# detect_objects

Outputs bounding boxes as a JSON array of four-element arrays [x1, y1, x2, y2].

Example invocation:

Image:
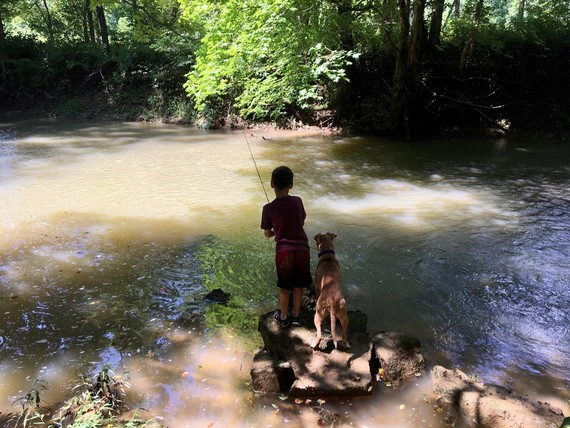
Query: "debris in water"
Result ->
[[204, 288, 230, 304]]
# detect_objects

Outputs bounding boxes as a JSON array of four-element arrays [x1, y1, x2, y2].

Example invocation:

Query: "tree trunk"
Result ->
[[0, 8, 6, 78], [517, 0, 526, 20], [389, 0, 428, 137], [390, 0, 411, 136], [459, 0, 484, 73], [408, 0, 425, 71], [337, 0, 355, 50], [86, 0, 96, 43], [32, 0, 54, 42], [453, 0, 461, 18], [96, 5, 110, 53], [328, 0, 356, 127], [428, 0, 445, 51], [132, 0, 139, 38], [0, 9, 5, 47]]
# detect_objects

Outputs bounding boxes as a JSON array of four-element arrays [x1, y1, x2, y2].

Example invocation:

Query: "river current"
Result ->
[[0, 119, 568, 427]]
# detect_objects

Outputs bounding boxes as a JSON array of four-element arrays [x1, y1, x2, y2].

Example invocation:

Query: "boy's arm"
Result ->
[[261, 205, 274, 238]]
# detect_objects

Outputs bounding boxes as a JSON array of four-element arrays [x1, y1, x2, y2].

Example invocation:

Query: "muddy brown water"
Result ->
[[0, 119, 568, 427]]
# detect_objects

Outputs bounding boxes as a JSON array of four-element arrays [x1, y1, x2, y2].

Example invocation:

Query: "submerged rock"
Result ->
[[371, 331, 425, 387], [430, 365, 565, 428], [203, 288, 230, 304]]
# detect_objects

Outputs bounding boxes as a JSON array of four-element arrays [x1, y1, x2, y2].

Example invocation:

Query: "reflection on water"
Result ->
[[0, 119, 569, 426]]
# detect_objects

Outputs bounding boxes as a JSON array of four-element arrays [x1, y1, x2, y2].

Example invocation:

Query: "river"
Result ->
[[0, 119, 568, 427]]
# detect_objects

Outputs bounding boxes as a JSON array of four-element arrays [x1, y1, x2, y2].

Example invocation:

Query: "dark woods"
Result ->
[[0, 0, 568, 138]]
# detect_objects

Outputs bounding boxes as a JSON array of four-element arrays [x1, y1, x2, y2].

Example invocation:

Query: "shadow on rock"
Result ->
[[251, 309, 425, 398]]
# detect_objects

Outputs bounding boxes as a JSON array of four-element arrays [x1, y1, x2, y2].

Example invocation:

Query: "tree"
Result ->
[[85, 0, 95, 42], [95, 5, 109, 51], [180, 0, 357, 125], [0, 6, 6, 77], [388, 0, 428, 136], [428, 0, 445, 51], [459, 0, 485, 72], [35, 0, 55, 42]]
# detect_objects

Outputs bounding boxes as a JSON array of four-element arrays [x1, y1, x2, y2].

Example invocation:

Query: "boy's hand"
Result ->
[[264, 229, 274, 238]]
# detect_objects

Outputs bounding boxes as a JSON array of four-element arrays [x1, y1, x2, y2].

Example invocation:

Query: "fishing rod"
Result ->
[[243, 131, 270, 203]]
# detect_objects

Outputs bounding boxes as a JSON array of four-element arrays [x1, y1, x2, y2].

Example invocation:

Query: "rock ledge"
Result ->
[[251, 310, 425, 398], [250, 309, 566, 427]]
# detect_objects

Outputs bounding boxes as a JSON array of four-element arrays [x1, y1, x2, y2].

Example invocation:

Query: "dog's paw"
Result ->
[[310, 339, 320, 349], [334, 341, 350, 351]]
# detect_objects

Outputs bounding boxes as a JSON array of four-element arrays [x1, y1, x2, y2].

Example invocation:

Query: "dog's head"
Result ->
[[313, 232, 337, 252]]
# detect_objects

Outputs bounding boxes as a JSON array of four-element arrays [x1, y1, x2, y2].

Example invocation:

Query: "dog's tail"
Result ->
[[330, 306, 338, 349]]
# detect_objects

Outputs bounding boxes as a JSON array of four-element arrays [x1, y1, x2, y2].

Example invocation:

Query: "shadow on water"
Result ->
[[0, 120, 568, 426]]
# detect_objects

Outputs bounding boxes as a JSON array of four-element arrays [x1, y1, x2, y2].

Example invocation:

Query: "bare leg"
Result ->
[[279, 288, 290, 319], [292, 287, 303, 317]]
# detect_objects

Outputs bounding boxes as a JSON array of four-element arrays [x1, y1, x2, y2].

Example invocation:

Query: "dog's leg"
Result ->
[[338, 301, 350, 349], [314, 276, 322, 301], [311, 311, 323, 349]]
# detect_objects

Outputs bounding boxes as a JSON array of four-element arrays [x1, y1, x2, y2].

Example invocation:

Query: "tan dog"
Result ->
[[311, 232, 349, 350]]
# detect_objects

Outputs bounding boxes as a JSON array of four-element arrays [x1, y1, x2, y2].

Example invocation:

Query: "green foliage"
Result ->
[[54, 364, 134, 427], [10, 379, 48, 427], [0, 37, 108, 105], [1, 0, 569, 131], [181, 0, 357, 126], [103, 41, 195, 121], [54, 97, 85, 117], [105, 0, 183, 44]]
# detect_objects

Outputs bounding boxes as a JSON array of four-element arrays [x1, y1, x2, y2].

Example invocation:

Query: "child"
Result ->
[[261, 166, 312, 328]]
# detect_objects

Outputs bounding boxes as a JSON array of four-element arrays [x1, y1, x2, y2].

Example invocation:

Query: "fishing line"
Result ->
[[243, 131, 270, 203]]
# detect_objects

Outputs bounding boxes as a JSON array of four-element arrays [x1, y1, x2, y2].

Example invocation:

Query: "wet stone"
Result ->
[[251, 309, 425, 398], [430, 366, 565, 428], [203, 288, 230, 304]]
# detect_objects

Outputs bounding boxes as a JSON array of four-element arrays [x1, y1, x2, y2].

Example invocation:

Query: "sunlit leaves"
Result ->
[[180, 0, 357, 122]]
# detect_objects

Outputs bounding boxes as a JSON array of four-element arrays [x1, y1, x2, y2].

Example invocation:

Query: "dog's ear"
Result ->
[[327, 232, 337, 240], [313, 233, 322, 241]]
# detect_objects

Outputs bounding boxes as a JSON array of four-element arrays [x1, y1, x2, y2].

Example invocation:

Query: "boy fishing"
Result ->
[[261, 166, 312, 327]]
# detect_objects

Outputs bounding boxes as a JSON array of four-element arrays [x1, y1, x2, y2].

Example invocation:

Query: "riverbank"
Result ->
[[4, 109, 568, 145], [3, 89, 568, 141]]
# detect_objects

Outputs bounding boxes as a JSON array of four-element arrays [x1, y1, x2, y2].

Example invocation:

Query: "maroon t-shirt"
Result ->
[[261, 195, 309, 252]]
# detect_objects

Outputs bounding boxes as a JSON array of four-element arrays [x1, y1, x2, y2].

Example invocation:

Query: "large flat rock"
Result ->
[[252, 309, 425, 398]]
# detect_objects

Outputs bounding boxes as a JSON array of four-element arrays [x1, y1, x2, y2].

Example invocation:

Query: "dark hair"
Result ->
[[271, 166, 294, 190]]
